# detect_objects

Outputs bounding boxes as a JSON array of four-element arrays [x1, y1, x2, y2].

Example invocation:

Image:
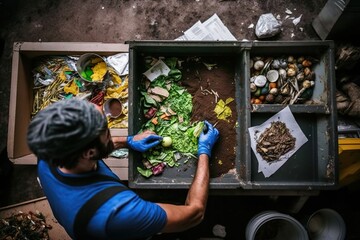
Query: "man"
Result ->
[[27, 98, 219, 240]]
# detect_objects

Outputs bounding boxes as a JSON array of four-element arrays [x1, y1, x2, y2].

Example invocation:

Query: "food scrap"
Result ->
[[250, 56, 317, 105], [31, 55, 129, 129], [137, 57, 205, 178], [90, 60, 107, 82], [214, 97, 234, 122]]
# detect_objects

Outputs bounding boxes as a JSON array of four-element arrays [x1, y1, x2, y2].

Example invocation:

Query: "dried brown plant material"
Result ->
[[0, 211, 52, 239], [256, 121, 296, 162]]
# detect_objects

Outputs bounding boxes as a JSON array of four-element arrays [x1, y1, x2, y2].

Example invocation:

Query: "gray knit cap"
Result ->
[[27, 98, 107, 159]]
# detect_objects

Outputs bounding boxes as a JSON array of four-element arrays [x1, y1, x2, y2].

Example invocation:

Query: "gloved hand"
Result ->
[[127, 131, 163, 152], [198, 120, 219, 157]]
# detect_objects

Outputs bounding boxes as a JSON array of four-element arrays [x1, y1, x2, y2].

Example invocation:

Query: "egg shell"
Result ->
[[266, 70, 279, 82], [254, 75, 267, 87]]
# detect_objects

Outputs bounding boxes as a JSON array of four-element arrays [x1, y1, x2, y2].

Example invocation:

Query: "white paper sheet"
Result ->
[[248, 106, 308, 178], [202, 13, 237, 41], [143, 59, 170, 82], [184, 20, 214, 40], [176, 13, 237, 41]]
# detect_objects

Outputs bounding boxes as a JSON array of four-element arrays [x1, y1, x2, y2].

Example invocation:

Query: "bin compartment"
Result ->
[[128, 41, 242, 189], [239, 41, 338, 189]]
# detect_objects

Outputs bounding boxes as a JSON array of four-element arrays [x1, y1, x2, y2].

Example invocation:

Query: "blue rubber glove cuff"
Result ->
[[127, 135, 162, 152], [198, 144, 212, 157]]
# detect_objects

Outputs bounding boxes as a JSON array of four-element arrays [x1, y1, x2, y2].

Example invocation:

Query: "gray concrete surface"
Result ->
[[0, 0, 328, 151]]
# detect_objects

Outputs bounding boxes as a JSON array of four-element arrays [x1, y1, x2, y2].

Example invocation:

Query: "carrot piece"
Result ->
[[160, 113, 171, 120], [151, 117, 158, 125]]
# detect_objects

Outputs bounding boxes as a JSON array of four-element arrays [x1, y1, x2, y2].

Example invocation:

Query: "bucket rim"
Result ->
[[246, 211, 308, 240]]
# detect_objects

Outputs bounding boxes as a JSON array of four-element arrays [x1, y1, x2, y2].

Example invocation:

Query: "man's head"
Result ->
[[27, 98, 113, 168]]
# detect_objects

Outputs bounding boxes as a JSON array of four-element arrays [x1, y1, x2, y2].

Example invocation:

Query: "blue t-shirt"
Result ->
[[37, 159, 167, 240]]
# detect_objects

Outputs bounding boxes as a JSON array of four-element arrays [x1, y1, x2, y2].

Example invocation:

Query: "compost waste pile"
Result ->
[[138, 56, 237, 178], [0, 211, 52, 240], [31, 55, 129, 129]]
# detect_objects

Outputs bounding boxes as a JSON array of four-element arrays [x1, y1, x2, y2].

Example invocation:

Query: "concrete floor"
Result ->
[[1, 0, 360, 239], [0, 0, 329, 152]]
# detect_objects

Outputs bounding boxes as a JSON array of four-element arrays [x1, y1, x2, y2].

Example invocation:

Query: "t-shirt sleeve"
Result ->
[[105, 191, 167, 240]]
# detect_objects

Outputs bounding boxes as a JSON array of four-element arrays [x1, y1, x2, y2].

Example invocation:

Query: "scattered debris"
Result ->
[[285, 8, 293, 15], [292, 14, 302, 26], [212, 224, 227, 238], [0, 211, 52, 240], [248, 23, 254, 29], [200, 86, 219, 103], [203, 62, 217, 70]]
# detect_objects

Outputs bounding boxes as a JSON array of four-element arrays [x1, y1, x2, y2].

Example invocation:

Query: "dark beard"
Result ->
[[91, 139, 115, 160]]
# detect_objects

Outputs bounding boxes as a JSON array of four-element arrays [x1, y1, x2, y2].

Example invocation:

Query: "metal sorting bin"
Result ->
[[128, 40, 338, 190]]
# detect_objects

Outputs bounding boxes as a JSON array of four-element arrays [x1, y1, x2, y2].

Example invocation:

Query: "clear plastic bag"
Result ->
[[255, 13, 282, 39]]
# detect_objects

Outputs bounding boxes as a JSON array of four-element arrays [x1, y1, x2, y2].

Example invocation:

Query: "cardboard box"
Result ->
[[8, 42, 129, 178]]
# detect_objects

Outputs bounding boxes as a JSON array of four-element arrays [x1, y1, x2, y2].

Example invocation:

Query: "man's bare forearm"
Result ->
[[112, 136, 128, 149], [185, 154, 210, 210]]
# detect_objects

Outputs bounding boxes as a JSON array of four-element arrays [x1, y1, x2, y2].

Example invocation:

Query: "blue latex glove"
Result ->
[[198, 120, 219, 157], [127, 134, 162, 152]]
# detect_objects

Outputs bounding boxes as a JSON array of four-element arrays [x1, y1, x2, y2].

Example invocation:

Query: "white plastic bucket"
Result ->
[[246, 211, 309, 240], [306, 208, 346, 240]]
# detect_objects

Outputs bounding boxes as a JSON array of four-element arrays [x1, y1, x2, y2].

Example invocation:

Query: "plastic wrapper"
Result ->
[[109, 148, 128, 158], [106, 53, 129, 76], [255, 13, 282, 39]]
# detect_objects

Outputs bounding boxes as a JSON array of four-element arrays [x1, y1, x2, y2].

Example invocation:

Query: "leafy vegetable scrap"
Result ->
[[137, 57, 204, 178]]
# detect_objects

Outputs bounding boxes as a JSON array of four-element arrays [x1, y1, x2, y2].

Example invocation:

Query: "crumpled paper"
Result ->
[[255, 13, 282, 39], [106, 53, 129, 76], [248, 106, 308, 177]]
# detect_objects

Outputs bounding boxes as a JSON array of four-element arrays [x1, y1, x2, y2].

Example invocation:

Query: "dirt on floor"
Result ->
[[0, 0, 328, 151]]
